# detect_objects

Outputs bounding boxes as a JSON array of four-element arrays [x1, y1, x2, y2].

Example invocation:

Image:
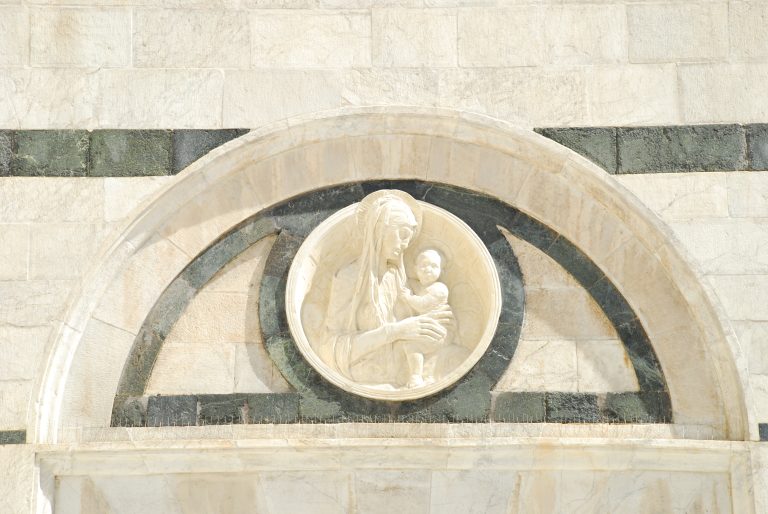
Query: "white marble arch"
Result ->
[[30, 107, 750, 445]]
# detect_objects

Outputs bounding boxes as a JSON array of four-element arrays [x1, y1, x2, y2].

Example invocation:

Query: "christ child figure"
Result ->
[[400, 249, 452, 388]]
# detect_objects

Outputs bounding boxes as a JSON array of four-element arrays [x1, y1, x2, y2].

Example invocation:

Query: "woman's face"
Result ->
[[381, 219, 415, 262]]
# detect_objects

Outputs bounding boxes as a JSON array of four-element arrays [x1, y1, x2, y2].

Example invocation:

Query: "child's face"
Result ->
[[416, 251, 441, 285]]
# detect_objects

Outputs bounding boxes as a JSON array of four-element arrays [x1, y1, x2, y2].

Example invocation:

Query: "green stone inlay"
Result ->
[[0, 430, 25, 445], [546, 392, 600, 423], [617, 125, 747, 173], [537, 127, 618, 173], [90, 130, 172, 177], [603, 392, 671, 423], [0, 131, 13, 176], [747, 124, 768, 171], [173, 129, 249, 173], [493, 392, 546, 423], [13, 130, 88, 177]]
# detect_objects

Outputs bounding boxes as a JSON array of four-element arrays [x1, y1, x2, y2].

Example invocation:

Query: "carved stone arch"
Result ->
[[31, 107, 750, 443]]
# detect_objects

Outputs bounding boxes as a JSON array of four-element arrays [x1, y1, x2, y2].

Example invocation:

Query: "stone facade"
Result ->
[[1, 2, 768, 513]]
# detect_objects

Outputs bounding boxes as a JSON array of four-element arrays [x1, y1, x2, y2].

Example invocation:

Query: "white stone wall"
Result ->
[[0, 1, 767, 128], [1, 1, 768, 512]]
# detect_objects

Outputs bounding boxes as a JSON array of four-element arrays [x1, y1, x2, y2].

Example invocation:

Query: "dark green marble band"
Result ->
[[1, 125, 765, 177]]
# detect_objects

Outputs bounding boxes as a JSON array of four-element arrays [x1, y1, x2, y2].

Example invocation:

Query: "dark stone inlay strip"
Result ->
[[535, 127, 618, 173], [0, 129, 251, 177], [616, 125, 747, 174], [111, 394, 300, 427], [113, 392, 671, 426], [0, 130, 13, 177], [90, 130, 172, 177], [0, 125, 765, 176], [173, 129, 249, 174], [113, 181, 671, 425], [0, 430, 25, 445], [12, 130, 89, 177], [747, 124, 768, 171], [760, 423, 768, 442], [493, 392, 670, 424]]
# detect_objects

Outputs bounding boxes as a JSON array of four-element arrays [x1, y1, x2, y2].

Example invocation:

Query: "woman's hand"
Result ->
[[393, 308, 453, 343]]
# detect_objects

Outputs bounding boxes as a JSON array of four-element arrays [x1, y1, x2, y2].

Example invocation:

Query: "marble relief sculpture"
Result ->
[[286, 190, 501, 401]]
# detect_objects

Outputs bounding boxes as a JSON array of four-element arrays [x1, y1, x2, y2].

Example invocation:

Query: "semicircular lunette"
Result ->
[[111, 181, 670, 426]]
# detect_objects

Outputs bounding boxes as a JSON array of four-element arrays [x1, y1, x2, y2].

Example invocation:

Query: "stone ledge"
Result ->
[[0, 125, 765, 176]]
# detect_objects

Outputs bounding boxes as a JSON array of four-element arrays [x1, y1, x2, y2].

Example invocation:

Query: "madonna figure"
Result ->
[[321, 190, 454, 389]]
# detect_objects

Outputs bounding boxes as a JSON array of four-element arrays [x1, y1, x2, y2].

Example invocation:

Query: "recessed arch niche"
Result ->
[[32, 107, 749, 443]]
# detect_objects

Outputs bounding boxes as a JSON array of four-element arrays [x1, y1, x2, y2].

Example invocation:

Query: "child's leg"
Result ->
[[406, 352, 425, 387]]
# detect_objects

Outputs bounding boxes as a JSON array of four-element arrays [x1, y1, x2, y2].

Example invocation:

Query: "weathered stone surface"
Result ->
[[493, 392, 546, 423], [617, 125, 747, 173], [670, 219, 768, 275], [110, 397, 146, 428], [603, 392, 671, 423], [577, 340, 639, 393], [613, 319, 665, 393], [146, 395, 197, 427], [372, 9, 456, 67], [249, 12, 370, 68], [172, 129, 249, 173], [134, 9, 250, 68], [501, 340, 578, 392], [13, 130, 88, 176], [341, 69, 439, 108], [0, 131, 12, 176], [103, 176, 171, 222], [0, 177, 103, 222], [247, 393, 299, 423], [0, 7, 27, 66], [30, 8, 130, 67], [0, 224, 27, 280], [708, 275, 768, 320], [396, 374, 493, 423], [0, 279, 74, 327], [223, 70, 341, 128], [0, 430, 24, 445], [437, 68, 587, 129], [97, 69, 224, 128], [458, 8, 544, 67], [546, 236, 606, 288], [0, 326, 48, 381], [546, 392, 600, 423], [536, 127, 617, 173], [617, 173, 728, 220], [29, 223, 103, 279], [586, 64, 679, 126], [748, 124, 768, 171], [627, 3, 728, 63], [679, 63, 768, 124], [90, 130, 172, 177], [146, 342, 236, 395], [543, 4, 626, 65], [0, 68, 100, 129], [728, 2, 768, 62], [198, 394, 247, 425]]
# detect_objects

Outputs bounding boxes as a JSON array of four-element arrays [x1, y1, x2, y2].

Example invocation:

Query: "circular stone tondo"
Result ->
[[285, 190, 502, 401]]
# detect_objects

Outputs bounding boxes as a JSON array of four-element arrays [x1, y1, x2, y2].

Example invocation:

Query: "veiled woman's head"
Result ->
[[357, 191, 420, 269]]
